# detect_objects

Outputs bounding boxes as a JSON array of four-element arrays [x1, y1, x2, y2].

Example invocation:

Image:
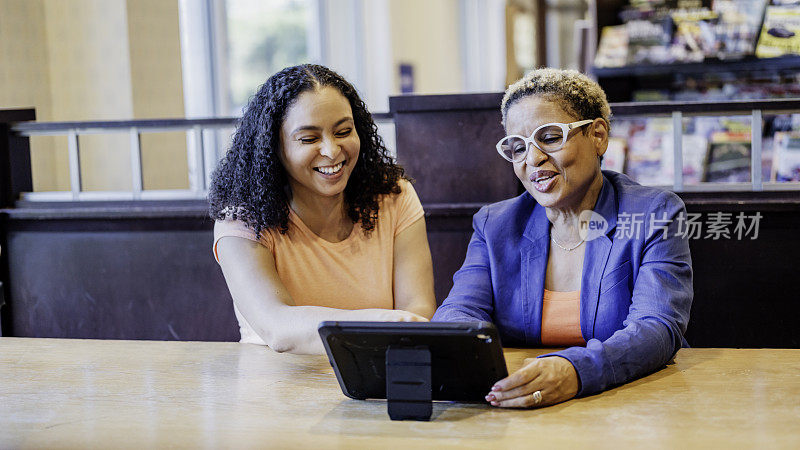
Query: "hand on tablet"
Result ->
[[485, 356, 578, 408], [353, 308, 430, 322], [391, 311, 430, 322]]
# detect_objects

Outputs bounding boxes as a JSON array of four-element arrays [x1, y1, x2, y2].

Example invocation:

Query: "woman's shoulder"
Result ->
[[394, 177, 414, 191], [469, 192, 537, 239], [213, 217, 277, 262], [214, 216, 258, 239], [217, 217, 282, 239], [478, 191, 537, 222], [378, 177, 419, 208], [604, 170, 685, 213], [377, 178, 424, 233], [390, 177, 416, 197]]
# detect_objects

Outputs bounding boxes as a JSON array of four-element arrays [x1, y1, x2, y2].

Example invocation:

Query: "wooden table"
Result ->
[[2, 338, 799, 449]]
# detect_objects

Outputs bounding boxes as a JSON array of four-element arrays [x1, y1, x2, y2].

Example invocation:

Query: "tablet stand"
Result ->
[[385, 345, 432, 421]]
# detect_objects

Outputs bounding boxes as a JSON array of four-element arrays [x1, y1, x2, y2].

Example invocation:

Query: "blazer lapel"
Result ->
[[581, 173, 618, 339], [520, 201, 549, 345]]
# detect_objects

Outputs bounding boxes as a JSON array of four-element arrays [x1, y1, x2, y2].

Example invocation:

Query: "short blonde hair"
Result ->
[[501, 68, 611, 129]]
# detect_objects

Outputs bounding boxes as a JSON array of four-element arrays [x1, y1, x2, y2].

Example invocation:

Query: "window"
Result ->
[[224, 0, 314, 114]]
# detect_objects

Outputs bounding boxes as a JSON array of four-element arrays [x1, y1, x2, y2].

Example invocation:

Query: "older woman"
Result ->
[[209, 65, 436, 354], [433, 68, 693, 408]]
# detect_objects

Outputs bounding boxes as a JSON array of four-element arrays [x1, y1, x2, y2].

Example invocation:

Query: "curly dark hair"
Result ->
[[208, 64, 405, 237]]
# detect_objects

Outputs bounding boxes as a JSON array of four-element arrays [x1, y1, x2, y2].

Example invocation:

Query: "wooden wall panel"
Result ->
[[3, 213, 238, 342]]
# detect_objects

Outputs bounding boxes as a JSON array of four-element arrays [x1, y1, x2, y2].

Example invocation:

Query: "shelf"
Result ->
[[591, 55, 800, 78]]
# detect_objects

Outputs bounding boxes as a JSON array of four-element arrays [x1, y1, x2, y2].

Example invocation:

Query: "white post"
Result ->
[[672, 111, 683, 192], [67, 129, 82, 200], [130, 127, 143, 199], [751, 109, 763, 191], [189, 125, 206, 193], [203, 129, 217, 193]]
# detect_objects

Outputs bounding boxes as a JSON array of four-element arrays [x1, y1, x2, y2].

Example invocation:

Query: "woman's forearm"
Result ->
[[402, 298, 436, 319], [545, 317, 678, 396], [247, 304, 349, 354], [248, 304, 420, 354]]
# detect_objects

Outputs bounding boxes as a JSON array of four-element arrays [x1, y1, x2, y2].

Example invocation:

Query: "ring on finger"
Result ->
[[531, 390, 542, 406]]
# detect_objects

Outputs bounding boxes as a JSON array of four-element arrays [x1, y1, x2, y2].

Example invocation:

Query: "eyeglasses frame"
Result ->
[[496, 119, 595, 163]]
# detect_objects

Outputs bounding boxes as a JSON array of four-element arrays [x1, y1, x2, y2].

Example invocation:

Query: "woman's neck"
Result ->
[[288, 183, 353, 242], [546, 171, 604, 245]]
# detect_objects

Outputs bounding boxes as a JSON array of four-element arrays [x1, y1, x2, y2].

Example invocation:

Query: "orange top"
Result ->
[[540, 289, 585, 346], [213, 179, 424, 345]]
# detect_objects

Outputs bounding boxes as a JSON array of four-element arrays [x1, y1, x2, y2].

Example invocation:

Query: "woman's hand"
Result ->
[[386, 310, 429, 322], [485, 356, 579, 408]]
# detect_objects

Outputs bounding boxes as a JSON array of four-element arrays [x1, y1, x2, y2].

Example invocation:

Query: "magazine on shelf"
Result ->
[[595, 25, 630, 68], [615, 117, 709, 185], [713, 0, 769, 58], [595, 0, 771, 67], [755, 2, 800, 57], [669, 7, 720, 61], [619, 0, 676, 23], [627, 19, 674, 64], [602, 137, 627, 173], [772, 131, 800, 181], [663, 133, 709, 184], [622, 117, 674, 185], [702, 131, 752, 182]]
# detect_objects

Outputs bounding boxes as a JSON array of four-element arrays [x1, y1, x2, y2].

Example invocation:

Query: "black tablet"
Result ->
[[318, 321, 507, 402]]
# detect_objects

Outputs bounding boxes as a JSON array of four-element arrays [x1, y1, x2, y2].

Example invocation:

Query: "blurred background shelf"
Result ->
[[592, 55, 800, 80]]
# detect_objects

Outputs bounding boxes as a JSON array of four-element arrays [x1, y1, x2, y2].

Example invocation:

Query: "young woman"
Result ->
[[209, 64, 436, 354]]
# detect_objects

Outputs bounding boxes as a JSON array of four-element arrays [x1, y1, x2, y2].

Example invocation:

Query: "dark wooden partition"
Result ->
[[390, 93, 519, 306], [2, 203, 238, 341], [390, 93, 515, 204], [2, 100, 800, 348], [0, 109, 35, 208]]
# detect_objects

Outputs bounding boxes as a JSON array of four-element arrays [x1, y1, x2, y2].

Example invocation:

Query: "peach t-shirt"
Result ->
[[213, 179, 424, 344], [540, 289, 586, 346]]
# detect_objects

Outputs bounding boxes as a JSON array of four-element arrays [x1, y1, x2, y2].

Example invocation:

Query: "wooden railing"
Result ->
[[610, 98, 800, 192], [3, 100, 799, 206], [4, 112, 393, 203]]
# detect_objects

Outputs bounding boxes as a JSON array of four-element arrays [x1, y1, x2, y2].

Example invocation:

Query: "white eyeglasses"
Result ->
[[496, 119, 594, 163]]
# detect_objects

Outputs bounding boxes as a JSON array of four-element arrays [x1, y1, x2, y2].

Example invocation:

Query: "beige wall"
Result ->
[[0, 0, 63, 191], [389, 0, 464, 94], [0, 0, 187, 193], [44, 0, 134, 191], [127, 0, 187, 190]]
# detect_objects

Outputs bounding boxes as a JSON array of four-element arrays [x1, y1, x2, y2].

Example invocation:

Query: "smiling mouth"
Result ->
[[314, 161, 345, 175], [534, 174, 556, 183], [530, 170, 559, 183]]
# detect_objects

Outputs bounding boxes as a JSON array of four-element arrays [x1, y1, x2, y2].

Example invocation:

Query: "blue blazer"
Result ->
[[433, 171, 693, 396]]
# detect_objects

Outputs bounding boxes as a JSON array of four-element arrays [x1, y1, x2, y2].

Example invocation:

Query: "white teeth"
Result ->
[[316, 161, 344, 175]]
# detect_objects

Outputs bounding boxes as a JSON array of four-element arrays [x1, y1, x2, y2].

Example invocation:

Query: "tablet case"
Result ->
[[318, 321, 507, 419]]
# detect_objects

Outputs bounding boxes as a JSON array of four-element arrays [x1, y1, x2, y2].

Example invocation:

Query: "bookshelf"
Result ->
[[585, 1, 800, 186], [589, 1, 800, 102], [593, 54, 800, 79], [593, 54, 800, 102]]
